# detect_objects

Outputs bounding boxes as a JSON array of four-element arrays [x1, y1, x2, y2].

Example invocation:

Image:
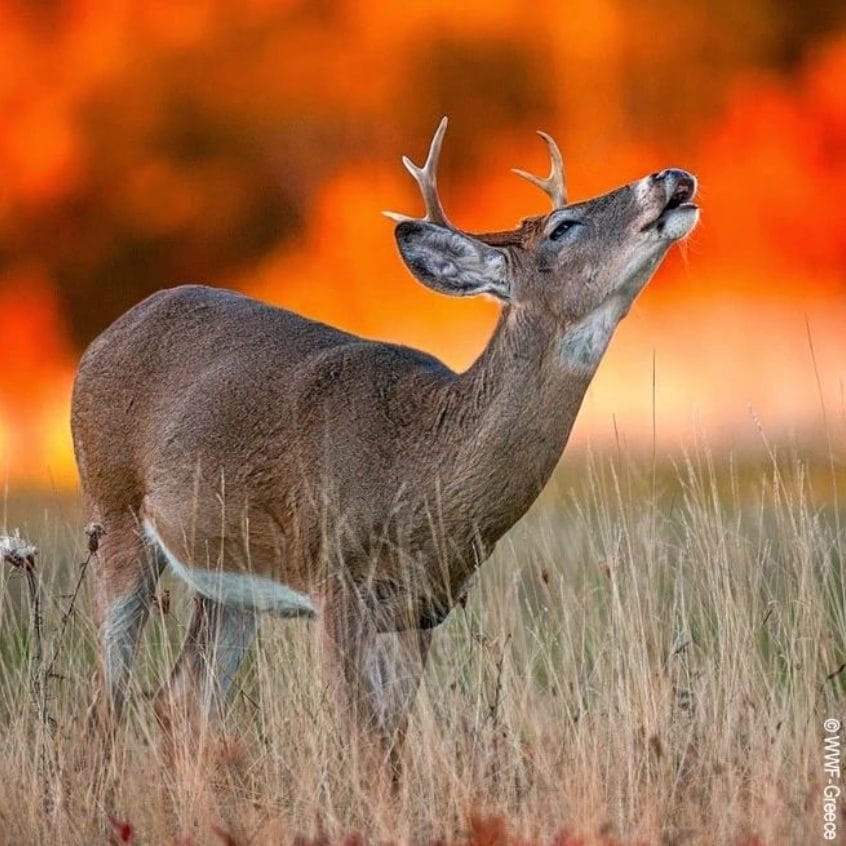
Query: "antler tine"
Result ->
[[511, 130, 568, 208], [382, 117, 453, 228], [381, 210, 414, 223]]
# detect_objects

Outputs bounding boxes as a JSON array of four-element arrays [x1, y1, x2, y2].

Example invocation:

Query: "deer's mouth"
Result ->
[[643, 170, 699, 238], [663, 178, 696, 212]]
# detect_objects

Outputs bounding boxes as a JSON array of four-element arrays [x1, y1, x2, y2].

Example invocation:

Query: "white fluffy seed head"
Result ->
[[0, 532, 38, 565]]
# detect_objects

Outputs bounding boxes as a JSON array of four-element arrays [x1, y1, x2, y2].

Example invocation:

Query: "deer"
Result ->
[[71, 117, 698, 780]]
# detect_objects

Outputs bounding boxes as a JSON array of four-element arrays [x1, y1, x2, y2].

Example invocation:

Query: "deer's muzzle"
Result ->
[[641, 168, 699, 239]]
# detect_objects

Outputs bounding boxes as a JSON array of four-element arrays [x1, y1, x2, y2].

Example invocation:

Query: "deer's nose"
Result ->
[[652, 168, 697, 204], [653, 168, 696, 188]]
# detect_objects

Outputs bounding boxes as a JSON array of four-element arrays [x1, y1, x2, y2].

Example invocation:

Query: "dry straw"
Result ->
[[0, 442, 843, 843]]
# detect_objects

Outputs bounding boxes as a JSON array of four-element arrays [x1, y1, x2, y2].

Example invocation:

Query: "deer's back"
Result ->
[[73, 285, 348, 486]]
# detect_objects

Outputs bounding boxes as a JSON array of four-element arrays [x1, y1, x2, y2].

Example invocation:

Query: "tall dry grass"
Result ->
[[0, 441, 843, 844]]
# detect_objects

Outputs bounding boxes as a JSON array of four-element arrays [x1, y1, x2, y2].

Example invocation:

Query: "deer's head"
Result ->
[[388, 118, 698, 344]]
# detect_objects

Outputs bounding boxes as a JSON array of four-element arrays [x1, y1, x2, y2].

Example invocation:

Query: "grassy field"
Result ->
[[0, 441, 844, 844]]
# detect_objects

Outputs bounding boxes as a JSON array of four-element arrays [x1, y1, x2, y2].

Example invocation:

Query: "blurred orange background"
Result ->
[[1, 0, 845, 490]]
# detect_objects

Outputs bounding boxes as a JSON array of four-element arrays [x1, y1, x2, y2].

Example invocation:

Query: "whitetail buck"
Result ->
[[71, 118, 698, 776]]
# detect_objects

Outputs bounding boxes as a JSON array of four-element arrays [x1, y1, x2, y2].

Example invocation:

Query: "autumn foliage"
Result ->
[[0, 1, 845, 487]]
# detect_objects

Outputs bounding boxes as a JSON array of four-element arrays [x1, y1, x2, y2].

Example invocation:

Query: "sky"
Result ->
[[1, 0, 845, 489]]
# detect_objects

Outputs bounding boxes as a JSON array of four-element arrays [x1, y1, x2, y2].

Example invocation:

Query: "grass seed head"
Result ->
[[0, 531, 38, 568]]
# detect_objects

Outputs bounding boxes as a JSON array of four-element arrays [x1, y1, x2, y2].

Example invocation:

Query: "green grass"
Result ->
[[0, 442, 844, 844]]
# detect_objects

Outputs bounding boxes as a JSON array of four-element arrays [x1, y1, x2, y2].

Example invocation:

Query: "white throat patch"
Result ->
[[558, 298, 623, 377]]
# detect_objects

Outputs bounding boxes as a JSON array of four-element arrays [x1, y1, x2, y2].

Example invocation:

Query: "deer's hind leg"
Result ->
[[92, 514, 165, 726], [153, 595, 258, 733]]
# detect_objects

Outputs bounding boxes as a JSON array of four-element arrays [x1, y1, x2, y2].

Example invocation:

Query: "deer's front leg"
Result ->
[[321, 601, 432, 785]]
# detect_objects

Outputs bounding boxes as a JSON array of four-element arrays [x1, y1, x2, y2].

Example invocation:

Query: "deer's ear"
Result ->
[[395, 221, 510, 301]]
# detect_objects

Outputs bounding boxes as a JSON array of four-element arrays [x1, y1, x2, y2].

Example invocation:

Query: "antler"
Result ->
[[383, 117, 453, 227], [512, 130, 568, 208]]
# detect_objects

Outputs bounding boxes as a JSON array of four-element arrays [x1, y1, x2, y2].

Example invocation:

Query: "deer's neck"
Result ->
[[440, 301, 619, 550]]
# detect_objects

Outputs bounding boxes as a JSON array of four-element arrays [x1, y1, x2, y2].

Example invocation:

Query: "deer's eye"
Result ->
[[549, 219, 580, 241]]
